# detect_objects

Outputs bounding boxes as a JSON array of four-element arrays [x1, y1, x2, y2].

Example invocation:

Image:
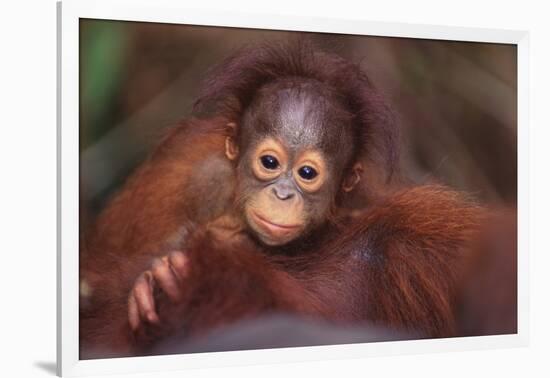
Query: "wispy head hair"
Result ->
[[193, 38, 399, 179]]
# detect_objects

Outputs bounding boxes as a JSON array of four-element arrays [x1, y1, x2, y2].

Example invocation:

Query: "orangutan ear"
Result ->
[[342, 162, 363, 192], [225, 122, 239, 161]]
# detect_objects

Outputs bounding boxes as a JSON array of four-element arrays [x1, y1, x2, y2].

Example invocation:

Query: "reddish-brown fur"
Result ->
[[80, 117, 233, 357], [79, 120, 485, 357], [79, 41, 509, 359]]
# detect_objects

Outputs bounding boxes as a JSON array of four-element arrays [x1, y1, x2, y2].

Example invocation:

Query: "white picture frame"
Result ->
[[57, 0, 529, 376]]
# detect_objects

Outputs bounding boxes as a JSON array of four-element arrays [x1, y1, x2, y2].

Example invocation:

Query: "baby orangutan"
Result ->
[[80, 42, 494, 358]]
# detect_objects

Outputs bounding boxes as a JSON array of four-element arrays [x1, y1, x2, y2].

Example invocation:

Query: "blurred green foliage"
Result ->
[[80, 20, 129, 147]]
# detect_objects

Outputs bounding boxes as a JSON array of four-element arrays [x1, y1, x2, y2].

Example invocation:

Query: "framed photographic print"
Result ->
[[57, 0, 529, 376]]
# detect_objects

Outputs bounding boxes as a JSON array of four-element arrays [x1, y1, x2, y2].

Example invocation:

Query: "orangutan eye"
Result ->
[[298, 165, 318, 180], [260, 155, 280, 170]]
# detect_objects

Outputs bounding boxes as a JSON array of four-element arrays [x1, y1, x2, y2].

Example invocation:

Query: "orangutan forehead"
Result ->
[[272, 88, 332, 149], [241, 79, 354, 155]]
